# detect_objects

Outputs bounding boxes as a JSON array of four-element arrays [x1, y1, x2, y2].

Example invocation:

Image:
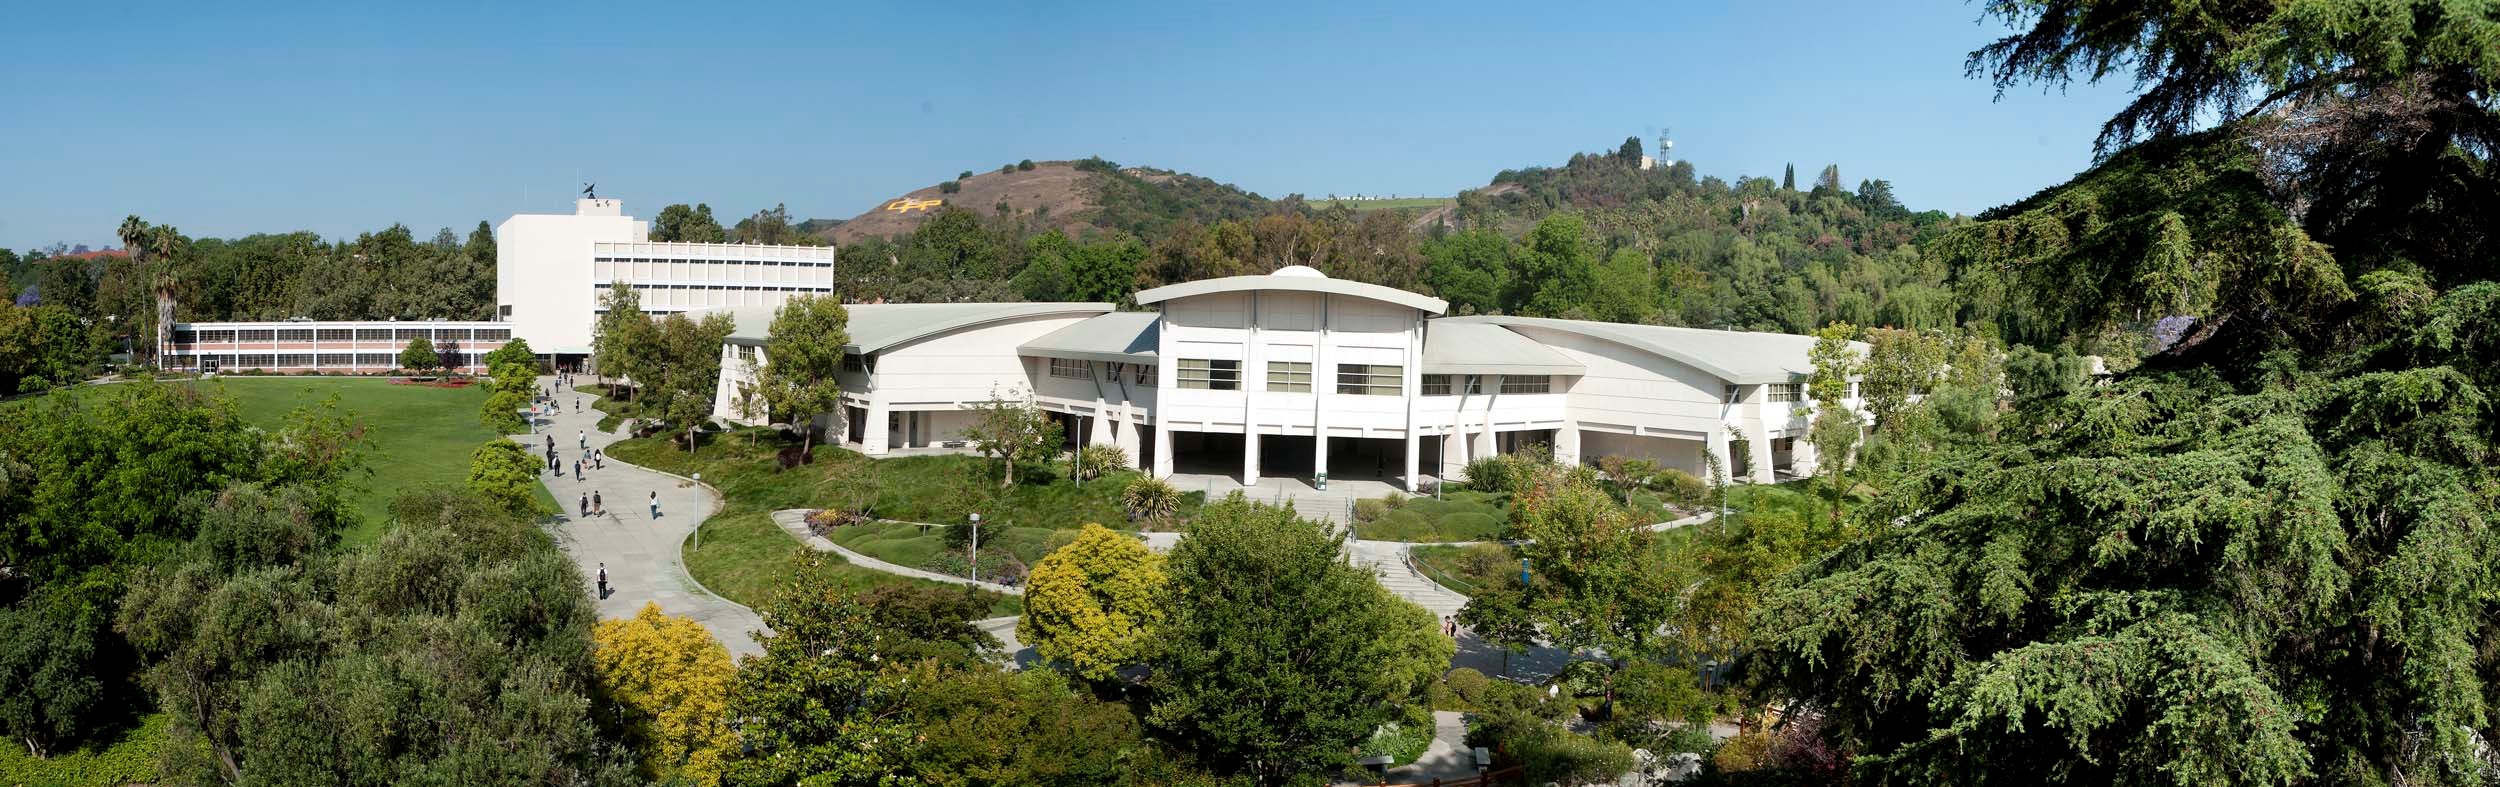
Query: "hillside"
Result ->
[[815, 159, 1273, 245]]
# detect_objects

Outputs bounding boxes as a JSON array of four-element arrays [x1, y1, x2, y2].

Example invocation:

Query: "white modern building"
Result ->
[[713, 266, 1865, 489], [162, 320, 513, 373], [497, 198, 837, 361]]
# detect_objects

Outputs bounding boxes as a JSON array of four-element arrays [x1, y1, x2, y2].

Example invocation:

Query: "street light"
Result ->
[[966, 512, 981, 583]]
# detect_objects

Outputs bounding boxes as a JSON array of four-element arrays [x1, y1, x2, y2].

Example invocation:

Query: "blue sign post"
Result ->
[[1520, 558, 1532, 587]]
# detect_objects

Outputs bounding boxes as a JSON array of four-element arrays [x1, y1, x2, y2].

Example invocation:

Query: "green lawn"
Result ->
[[827, 521, 1083, 579], [39, 376, 538, 547], [605, 430, 1026, 617], [1412, 542, 1519, 595], [0, 712, 176, 787], [1354, 490, 1511, 542]]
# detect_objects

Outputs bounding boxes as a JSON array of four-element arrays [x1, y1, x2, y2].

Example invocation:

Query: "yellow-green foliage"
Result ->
[[592, 603, 737, 787], [1017, 523, 1166, 681], [465, 439, 545, 516]]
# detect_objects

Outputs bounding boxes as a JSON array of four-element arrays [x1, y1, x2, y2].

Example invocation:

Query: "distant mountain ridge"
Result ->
[[812, 158, 1274, 245]]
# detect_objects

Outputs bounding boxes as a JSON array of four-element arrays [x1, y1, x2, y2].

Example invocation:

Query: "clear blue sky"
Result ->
[[0, 0, 2135, 251]]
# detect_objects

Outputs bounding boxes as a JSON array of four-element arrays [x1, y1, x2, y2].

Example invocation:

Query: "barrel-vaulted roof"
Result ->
[[1017, 311, 1159, 364], [1132, 267, 1448, 315], [1435, 315, 1859, 384], [1420, 322, 1584, 376], [717, 302, 1113, 353]]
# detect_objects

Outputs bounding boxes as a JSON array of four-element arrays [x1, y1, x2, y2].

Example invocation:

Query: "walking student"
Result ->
[[592, 490, 603, 516], [649, 490, 661, 519], [574, 458, 583, 481], [578, 429, 586, 450], [596, 563, 609, 598], [579, 492, 588, 517]]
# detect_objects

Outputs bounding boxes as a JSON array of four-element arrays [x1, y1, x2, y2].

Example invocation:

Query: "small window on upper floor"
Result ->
[[842, 353, 865, 373], [1421, 374, 1452, 396], [1336, 364, 1401, 396], [1132, 362, 1155, 386], [1178, 359, 1239, 390], [1050, 357, 1091, 380], [1768, 383, 1804, 403], [1499, 375, 1550, 395]]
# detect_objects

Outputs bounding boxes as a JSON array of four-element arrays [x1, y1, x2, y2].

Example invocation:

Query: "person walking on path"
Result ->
[[579, 492, 589, 518], [578, 429, 586, 450], [574, 458, 584, 481], [649, 490, 661, 519], [592, 490, 603, 516], [596, 563, 609, 598]]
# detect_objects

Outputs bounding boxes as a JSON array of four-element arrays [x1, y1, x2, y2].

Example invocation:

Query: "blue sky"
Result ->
[[0, 0, 2135, 251]]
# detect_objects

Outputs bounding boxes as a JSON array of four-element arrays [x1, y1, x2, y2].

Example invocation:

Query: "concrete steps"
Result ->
[[1350, 542, 1468, 619]]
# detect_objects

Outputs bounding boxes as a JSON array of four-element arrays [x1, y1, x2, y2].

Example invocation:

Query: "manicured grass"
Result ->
[[1355, 490, 1511, 542], [40, 376, 539, 547], [828, 521, 1083, 575], [0, 712, 175, 787], [606, 430, 1023, 617]]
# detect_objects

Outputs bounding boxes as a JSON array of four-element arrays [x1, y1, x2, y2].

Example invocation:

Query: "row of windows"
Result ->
[[1168, 360, 1417, 395], [173, 353, 484, 369], [595, 257, 834, 267], [175, 327, 507, 344], [1049, 358, 1090, 380], [1047, 359, 1157, 386]]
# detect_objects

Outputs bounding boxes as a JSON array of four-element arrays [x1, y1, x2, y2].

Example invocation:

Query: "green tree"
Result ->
[[1507, 468, 1667, 660], [592, 282, 652, 398], [1018, 524, 1166, 682], [1856, 327, 1949, 431], [398, 336, 439, 373], [1421, 228, 1512, 316], [467, 439, 546, 516], [751, 295, 848, 456], [959, 387, 1060, 487], [721, 553, 920, 787], [1512, 214, 1599, 318], [651, 203, 727, 243], [1781, 163, 1796, 191], [593, 602, 736, 787], [647, 311, 737, 454], [1804, 322, 1862, 519], [1147, 494, 1449, 785], [1066, 236, 1143, 303]]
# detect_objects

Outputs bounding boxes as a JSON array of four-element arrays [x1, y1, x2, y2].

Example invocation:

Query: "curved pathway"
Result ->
[[768, 509, 1035, 665], [524, 376, 766, 658]]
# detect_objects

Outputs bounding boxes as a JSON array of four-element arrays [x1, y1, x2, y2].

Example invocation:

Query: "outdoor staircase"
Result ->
[[1351, 543, 1468, 619]]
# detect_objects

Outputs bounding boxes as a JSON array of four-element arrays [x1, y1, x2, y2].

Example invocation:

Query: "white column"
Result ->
[[1243, 426, 1261, 486], [1556, 422, 1582, 466], [1706, 430, 1733, 487], [1153, 421, 1174, 478], [1789, 426, 1820, 478], [1120, 410, 1144, 470], [865, 400, 891, 456], [1441, 429, 1468, 482]]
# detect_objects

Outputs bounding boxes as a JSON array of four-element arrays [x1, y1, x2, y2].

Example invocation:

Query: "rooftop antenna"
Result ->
[[582, 182, 598, 200], [1656, 127, 1674, 169]]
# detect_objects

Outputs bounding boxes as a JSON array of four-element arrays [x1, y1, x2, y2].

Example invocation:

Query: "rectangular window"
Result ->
[[317, 353, 353, 367], [1050, 358, 1091, 380], [356, 328, 392, 341], [1178, 359, 1240, 390], [1336, 363, 1402, 396], [1132, 363, 1155, 386], [395, 328, 429, 341], [1500, 375, 1551, 395], [198, 329, 235, 343], [1769, 383, 1803, 403], [236, 354, 276, 368], [276, 354, 314, 368], [474, 328, 510, 342], [842, 353, 864, 372], [316, 328, 352, 342], [358, 353, 394, 367], [1421, 374, 1451, 396], [236, 329, 274, 342], [275, 329, 313, 342], [1266, 361, 1312, 393], [172, 329, 197, 344]]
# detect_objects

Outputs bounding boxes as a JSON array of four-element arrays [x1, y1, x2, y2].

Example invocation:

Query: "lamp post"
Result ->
[[966, 512, 981, 583]]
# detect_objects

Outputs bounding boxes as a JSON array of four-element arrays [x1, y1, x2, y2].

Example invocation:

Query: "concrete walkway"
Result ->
[[524, 376, 766, 658], [768, 510, 1024, 596]]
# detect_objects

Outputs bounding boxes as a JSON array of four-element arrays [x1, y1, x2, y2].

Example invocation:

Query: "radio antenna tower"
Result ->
[[1656, 127, 1674, 169]]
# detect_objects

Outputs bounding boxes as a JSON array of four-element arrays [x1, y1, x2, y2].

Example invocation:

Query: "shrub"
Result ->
[[1121, 477, 1180, 523], [1382, 492, 1408, 509], [1651, 468, 1708, 508], [1444, 667, 1491, 705], [805, 508, 867, 534], [1352, 498, 1388, 523], [1460, 452, 1510, 497], [958, 170, 973, 180], [1017, 159, 1036, 171], [1515, 728, 1635, 785], [1076, 444, 1129, 480], [1002, 164, 1017, 174], [939, 180, 962, 194]]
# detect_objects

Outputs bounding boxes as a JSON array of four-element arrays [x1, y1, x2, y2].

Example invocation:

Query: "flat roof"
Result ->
[[1436, 315, 1859, 384], [1018, 311, 1159, 364], [1421, 321, 1585, 376], [1133, 267, 1447, 315], [717, 302, 1113, 353]]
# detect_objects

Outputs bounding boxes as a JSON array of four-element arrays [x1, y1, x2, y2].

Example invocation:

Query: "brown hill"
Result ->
[[819, 162, 1099, 245], [814, 159, 1276, 246]]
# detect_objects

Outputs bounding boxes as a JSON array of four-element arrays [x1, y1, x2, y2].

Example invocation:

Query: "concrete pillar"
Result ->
[[1313, 433, 1329, 484], [865, 400, 890, 456], [1471, 427, 1495, 463], [1153, 421, 1173, 478], [1744, 420, 1774, 484], [1240, 432, 1260, 487], [1120, 408, 1144, 470], [1789, 429, 1819, 478], [1403, 432, 1421, 493], [1706, 430, 1733, 488], [1555, 423, 1582, 467], [1440, 430, 1468, 483]]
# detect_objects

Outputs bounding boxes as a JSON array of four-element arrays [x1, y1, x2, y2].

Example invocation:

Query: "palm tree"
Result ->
[[145, 225, 188, 368]]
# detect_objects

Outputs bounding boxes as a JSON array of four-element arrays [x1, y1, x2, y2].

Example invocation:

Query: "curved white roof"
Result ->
[[1133, 269, 1447, 315], [1421, 322, 1584, 376], [717, 302, 1113, 353], [1437, 315, 1860, 384], [1018, 311, 1159, 363]]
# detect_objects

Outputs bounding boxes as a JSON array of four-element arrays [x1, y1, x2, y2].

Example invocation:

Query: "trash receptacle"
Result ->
[[1314, 472, 1327, 491]]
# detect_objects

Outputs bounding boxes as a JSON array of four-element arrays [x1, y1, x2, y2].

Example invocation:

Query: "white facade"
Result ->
[[715, 268, 1867, 491], [497, 198, 834, 357], [163, 320, 514, 373]]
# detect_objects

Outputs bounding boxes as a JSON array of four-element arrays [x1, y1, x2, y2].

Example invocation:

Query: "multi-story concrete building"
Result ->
[[161, 320, 512, 373], [497, 198, 836, 361], [713, 266, 1864, 489]]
